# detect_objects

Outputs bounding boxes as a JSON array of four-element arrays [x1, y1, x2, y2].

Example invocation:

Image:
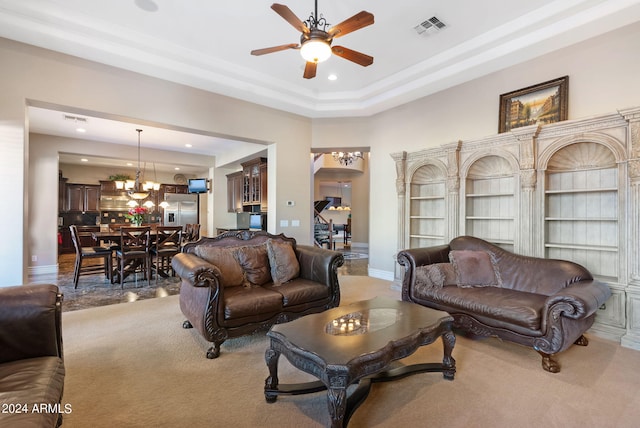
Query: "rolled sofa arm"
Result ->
[[543, 279, 612, 320], [397, 245, 451, 271], [296, 244, 344, 287], [172, 253, 222, 288], [0, 284, 63, 364]]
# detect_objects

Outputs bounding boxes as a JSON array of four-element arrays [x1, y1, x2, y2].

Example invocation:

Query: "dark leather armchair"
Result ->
[[0, 284, 65, 427], [398, 236, 611, 372], [172, 231, 343, 359]]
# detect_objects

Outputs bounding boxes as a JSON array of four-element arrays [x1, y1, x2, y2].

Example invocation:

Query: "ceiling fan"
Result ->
[[250, 1, 374, 79]]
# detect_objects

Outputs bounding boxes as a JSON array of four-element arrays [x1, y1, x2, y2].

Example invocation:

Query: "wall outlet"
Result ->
[[31, 255, 37, 262], [291, 220, 300, 227], [286, 200, 295, 206], [280, 220, 289, 227]]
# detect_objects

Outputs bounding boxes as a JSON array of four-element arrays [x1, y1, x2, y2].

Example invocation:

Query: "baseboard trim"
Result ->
[[367, 268, 394, 282], [28, 264, 58, 276]]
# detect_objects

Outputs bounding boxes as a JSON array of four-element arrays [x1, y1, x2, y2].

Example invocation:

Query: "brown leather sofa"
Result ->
[[0, 284, 65, 427], [172, 230, 343, 359], [397, 236, 611, 373]]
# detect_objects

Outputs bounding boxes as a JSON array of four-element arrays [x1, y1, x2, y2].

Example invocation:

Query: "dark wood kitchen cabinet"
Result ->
[[226, 171, 243, 213], [240, 157, 267, 211], [65, 184, 100, 212]]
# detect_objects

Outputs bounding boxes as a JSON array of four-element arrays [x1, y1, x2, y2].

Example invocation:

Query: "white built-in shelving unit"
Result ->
[[409, 164, 446, 248], [465, 156, 516, 252], [393, 107, 640, 349]]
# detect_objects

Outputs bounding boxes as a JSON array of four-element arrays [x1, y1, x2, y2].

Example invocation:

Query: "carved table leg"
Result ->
[[327, 386, 347, 428], [441, 330, 456, 380], [264, 347, 280, 403]]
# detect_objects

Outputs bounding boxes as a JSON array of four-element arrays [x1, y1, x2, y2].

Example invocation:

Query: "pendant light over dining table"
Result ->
[[114, 128, 159, 203]]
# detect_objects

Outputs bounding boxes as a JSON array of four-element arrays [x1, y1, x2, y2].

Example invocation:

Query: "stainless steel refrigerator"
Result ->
[[163, 193, 198, 227]]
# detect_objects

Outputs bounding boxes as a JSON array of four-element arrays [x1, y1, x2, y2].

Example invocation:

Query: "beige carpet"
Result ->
[[60, 276, 640, 427]]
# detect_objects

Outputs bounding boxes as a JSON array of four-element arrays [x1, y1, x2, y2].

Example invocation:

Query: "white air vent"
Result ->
[[63, 114, 87, 122], [414, 16, 446, 36]]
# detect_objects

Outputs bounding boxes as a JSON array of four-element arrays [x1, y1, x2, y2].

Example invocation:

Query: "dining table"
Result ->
[[90, 229, 170, 283]]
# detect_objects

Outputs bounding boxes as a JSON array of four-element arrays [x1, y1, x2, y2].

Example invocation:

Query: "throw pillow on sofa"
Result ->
[[266, 239, 300, 285], [234, 243, 272, 286], [449, 249, 502, 288], [415, 263, 456, 289], [195, 246, 245, 287]]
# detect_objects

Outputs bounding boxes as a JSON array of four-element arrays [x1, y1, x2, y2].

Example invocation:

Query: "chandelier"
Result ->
[[332, 151, 363, 166], [113, 129, 160, 202]]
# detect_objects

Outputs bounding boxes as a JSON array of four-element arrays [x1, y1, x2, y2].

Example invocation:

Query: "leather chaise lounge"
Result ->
[[172, 230, 343, 359], [397, 236, 611, 373]]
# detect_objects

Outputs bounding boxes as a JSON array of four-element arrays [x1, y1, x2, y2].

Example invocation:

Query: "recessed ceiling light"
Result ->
[[80, 158, 88, 162], [328, 74, 338, 81], [185, 144, 193, 148], [126, 162, 133, 166], [76, 128, 86, 133], [174, 167, 180, 171]]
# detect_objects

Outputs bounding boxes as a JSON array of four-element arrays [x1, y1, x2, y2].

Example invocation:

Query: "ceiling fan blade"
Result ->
[[251, 44, 299, 56], [271, 3, 309, 34], [328, 11, 374, 38], [303, 61, 317, 79], [331, 46, 373, 67]]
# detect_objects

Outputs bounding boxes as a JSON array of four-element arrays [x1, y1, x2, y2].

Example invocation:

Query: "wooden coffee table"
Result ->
[[264, 297, 456, 428]]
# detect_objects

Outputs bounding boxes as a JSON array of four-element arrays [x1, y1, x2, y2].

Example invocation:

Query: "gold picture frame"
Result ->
[[499, 76, 568, 133]]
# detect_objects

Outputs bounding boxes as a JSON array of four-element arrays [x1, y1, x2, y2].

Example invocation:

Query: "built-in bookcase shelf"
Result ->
[[465, 158, 515, 251], [544, 144, 619, 282], [408, 165, 446, 249]]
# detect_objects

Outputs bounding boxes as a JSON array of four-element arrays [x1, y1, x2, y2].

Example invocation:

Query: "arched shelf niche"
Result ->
[[463, 155, 517, 251], [542, 141, 621, 283], [408, 162, 447, 248]]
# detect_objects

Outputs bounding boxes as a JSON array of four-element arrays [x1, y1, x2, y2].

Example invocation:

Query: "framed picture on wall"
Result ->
[[499, 76, 568, 133]]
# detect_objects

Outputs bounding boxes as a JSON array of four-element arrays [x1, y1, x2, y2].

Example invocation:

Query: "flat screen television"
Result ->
[[188, 178, 208, 194]]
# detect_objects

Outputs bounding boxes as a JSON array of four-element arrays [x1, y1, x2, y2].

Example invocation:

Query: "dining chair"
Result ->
[[69, 225, 113, 289], [183, 224, 201, 245], [152, 226, 182, 283], [115, 226, 151, 289]]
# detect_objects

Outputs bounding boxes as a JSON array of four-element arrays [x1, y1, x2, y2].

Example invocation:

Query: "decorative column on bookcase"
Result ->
[[445, 142, 461, 241], [391, 151, 407, 286], [621, 107, 640, 349], [512, 125, 540, 257]]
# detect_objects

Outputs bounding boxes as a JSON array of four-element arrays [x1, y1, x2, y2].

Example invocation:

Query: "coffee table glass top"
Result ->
[[325, 308, 399, 336], [269, 297, 452, 365]]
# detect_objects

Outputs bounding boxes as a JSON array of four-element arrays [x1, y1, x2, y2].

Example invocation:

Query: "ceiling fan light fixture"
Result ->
[[300, 39, 332, 63]]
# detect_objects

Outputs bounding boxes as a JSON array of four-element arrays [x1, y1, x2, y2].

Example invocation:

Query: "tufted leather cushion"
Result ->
[[195, 246, 245, 287], [235, 244, 272, 286], [449, 250, 502, 288], [266, 239, 300, 285]]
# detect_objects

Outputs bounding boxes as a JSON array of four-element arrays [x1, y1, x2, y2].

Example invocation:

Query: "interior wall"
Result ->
[[0, 37, 312, 285], [312, 21, 640, 277], [2, 21, 640, 284]]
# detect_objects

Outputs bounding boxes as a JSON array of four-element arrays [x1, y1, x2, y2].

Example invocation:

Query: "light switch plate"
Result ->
[[280, 220, 289, 227]]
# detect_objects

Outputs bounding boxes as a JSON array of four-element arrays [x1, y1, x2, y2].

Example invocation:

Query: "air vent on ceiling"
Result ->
[[63, 114, 87, 122], [414, 16, 446, 36]]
